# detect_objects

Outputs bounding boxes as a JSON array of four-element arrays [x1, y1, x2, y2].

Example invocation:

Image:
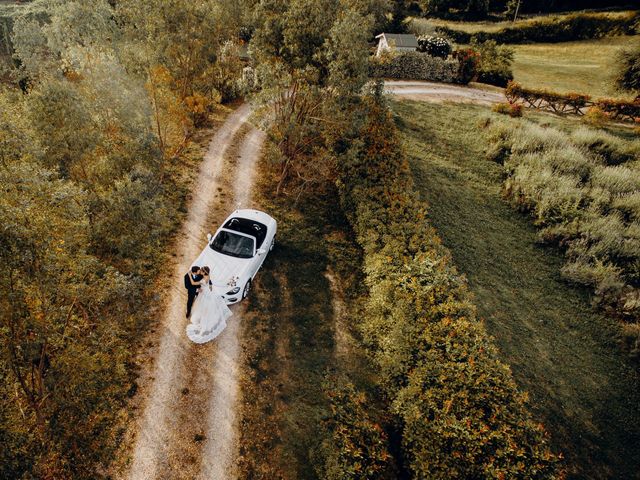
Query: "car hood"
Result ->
[[193, 246, 252, 289]]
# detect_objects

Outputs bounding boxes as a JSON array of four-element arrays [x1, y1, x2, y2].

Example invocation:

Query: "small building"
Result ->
[[375, 33, 418, 57]]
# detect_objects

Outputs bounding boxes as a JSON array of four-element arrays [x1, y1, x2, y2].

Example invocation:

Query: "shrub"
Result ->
[[489, 117, 640, 320], [506, 82, 640, 123], [315, 377, 393, 480], [621, 322, 640, 360], [493, 102, 511, 115], [451, 48, 480, 84], [570, 126, 639, 165], [493, 101, 522, 117], [612, 192, 640, 221], [369, 51, 459, 83], [416, 35, 451, 59], [471, 39, 514, 87], [436, 11, 639, 44], [615, 46, 640, 94], [336, 92, 560, 478], [591, 165, 640, 195]]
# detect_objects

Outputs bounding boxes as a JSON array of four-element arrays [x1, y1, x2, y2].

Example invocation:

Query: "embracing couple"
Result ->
[[184, 265, 232, 344]]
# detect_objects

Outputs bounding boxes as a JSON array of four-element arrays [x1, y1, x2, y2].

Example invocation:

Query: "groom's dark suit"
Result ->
[[185, 271, 203, 318]]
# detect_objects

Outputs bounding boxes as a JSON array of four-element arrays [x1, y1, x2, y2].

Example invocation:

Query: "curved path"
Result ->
[[125, 104, 263, 480], [385, 80, 506, 105]]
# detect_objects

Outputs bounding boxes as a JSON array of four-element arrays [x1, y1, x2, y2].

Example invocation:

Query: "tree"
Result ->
[[418, 0, 489, 18], [616, 47, 640, 97], [471, 38, 514, 87], [505, 0, 523, 21], [324, 9, 373, 97], [0, 158, 135, 478], [343, 0, 395, 34]]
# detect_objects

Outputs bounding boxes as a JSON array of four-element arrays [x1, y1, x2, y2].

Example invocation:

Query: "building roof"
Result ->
[[375, 33, 418, 48]]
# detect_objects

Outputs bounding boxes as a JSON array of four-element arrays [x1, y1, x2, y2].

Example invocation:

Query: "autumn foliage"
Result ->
[[334, 88, 562, 478]]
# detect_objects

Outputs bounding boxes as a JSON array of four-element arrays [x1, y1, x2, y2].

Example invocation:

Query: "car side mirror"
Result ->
[[207, 233, 212, 243], [257, 248, 266, 256]]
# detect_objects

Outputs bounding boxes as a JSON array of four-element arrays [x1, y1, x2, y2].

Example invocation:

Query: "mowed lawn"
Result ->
[[512, 36, 640, 99], [392, 100, 640, 479]]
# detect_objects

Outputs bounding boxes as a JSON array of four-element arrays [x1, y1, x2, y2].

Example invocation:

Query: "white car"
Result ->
[[192, 209, 277, 304]]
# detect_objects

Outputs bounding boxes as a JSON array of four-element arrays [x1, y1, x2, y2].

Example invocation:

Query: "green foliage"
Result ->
[[369, 51, 459, 83], [471, 39, 514, 87], [452, 47, 480, 84], [0, 0, 231, 477], [490, 119, 640, 320], [343, 0, 395, 34], [395, 99, 640, 477], [336, 91, 560, 478], [316, 377, 393, 480], [616, 46, 640, 94], [251, 0, 374, 196], [0, 159, 136, 478], [251, 0, 339, 75], [116, 0, 246, 102], [436, 11, 639, 44], [324, 8, 373, 97], [418, 0, 489, 19], [504, 0, 522, 20]]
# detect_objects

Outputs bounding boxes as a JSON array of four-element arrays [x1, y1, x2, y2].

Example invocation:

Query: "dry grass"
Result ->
[[511, 36, 640, 99], [392, 99, 640, 479], [408, 10, 638, 35]]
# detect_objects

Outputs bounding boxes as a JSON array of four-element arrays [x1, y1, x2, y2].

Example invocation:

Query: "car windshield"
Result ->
[[223, 217, 268, 248], [210, 230, 255, 259]]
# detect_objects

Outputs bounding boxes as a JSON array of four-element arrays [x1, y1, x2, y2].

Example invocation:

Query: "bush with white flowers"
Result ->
[[417, 35, 452, 59]]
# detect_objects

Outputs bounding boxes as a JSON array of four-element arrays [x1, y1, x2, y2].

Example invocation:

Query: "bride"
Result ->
[[186, 266, 233, 344]]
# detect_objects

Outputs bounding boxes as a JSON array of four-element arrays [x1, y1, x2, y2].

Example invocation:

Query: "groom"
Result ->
[[184, 266, 203, 318]]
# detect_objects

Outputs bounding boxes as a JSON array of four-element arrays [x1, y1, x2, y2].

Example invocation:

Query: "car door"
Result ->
[[252, 235, 272, 279], [248, 237, 264, 279]]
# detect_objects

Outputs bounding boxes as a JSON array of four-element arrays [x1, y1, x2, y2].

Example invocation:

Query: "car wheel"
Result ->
[[269, 236, 276, 252], [242, 280, 252, 300]]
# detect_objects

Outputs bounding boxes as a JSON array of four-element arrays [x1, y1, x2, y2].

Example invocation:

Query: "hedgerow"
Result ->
[[369, 51, 460, 83], [436, 11, 639, 44], [505, 82, 640, 123], [336, 86, 560, 478], [487, 119, 640, 325], [315, 377, 394, 480]]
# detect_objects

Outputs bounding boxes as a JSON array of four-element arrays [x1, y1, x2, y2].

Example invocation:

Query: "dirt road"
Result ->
[[385, 80, 506, 105], [125, 105, 263, 480], [199, 127, 265, 480]]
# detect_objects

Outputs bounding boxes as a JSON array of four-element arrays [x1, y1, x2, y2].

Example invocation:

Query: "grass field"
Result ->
[[512, 36, 640, 99], [237, 185, 334, 479], [392, 99, 640, 479], [409, 10, 638, 36], [237, 155, 373, 479], [409, 13, 639, 100]]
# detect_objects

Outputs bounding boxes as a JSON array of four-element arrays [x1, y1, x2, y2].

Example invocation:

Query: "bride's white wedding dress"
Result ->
[[186, 280, 232, 344]]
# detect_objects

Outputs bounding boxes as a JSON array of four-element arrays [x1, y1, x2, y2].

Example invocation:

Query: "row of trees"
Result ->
[[0, 0, 248, 478], [414, 0, 632, 19]]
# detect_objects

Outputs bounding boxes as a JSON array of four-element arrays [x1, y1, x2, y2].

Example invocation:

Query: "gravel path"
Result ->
[[125, 104, 256, 480], [385, 80, 506, 105]]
